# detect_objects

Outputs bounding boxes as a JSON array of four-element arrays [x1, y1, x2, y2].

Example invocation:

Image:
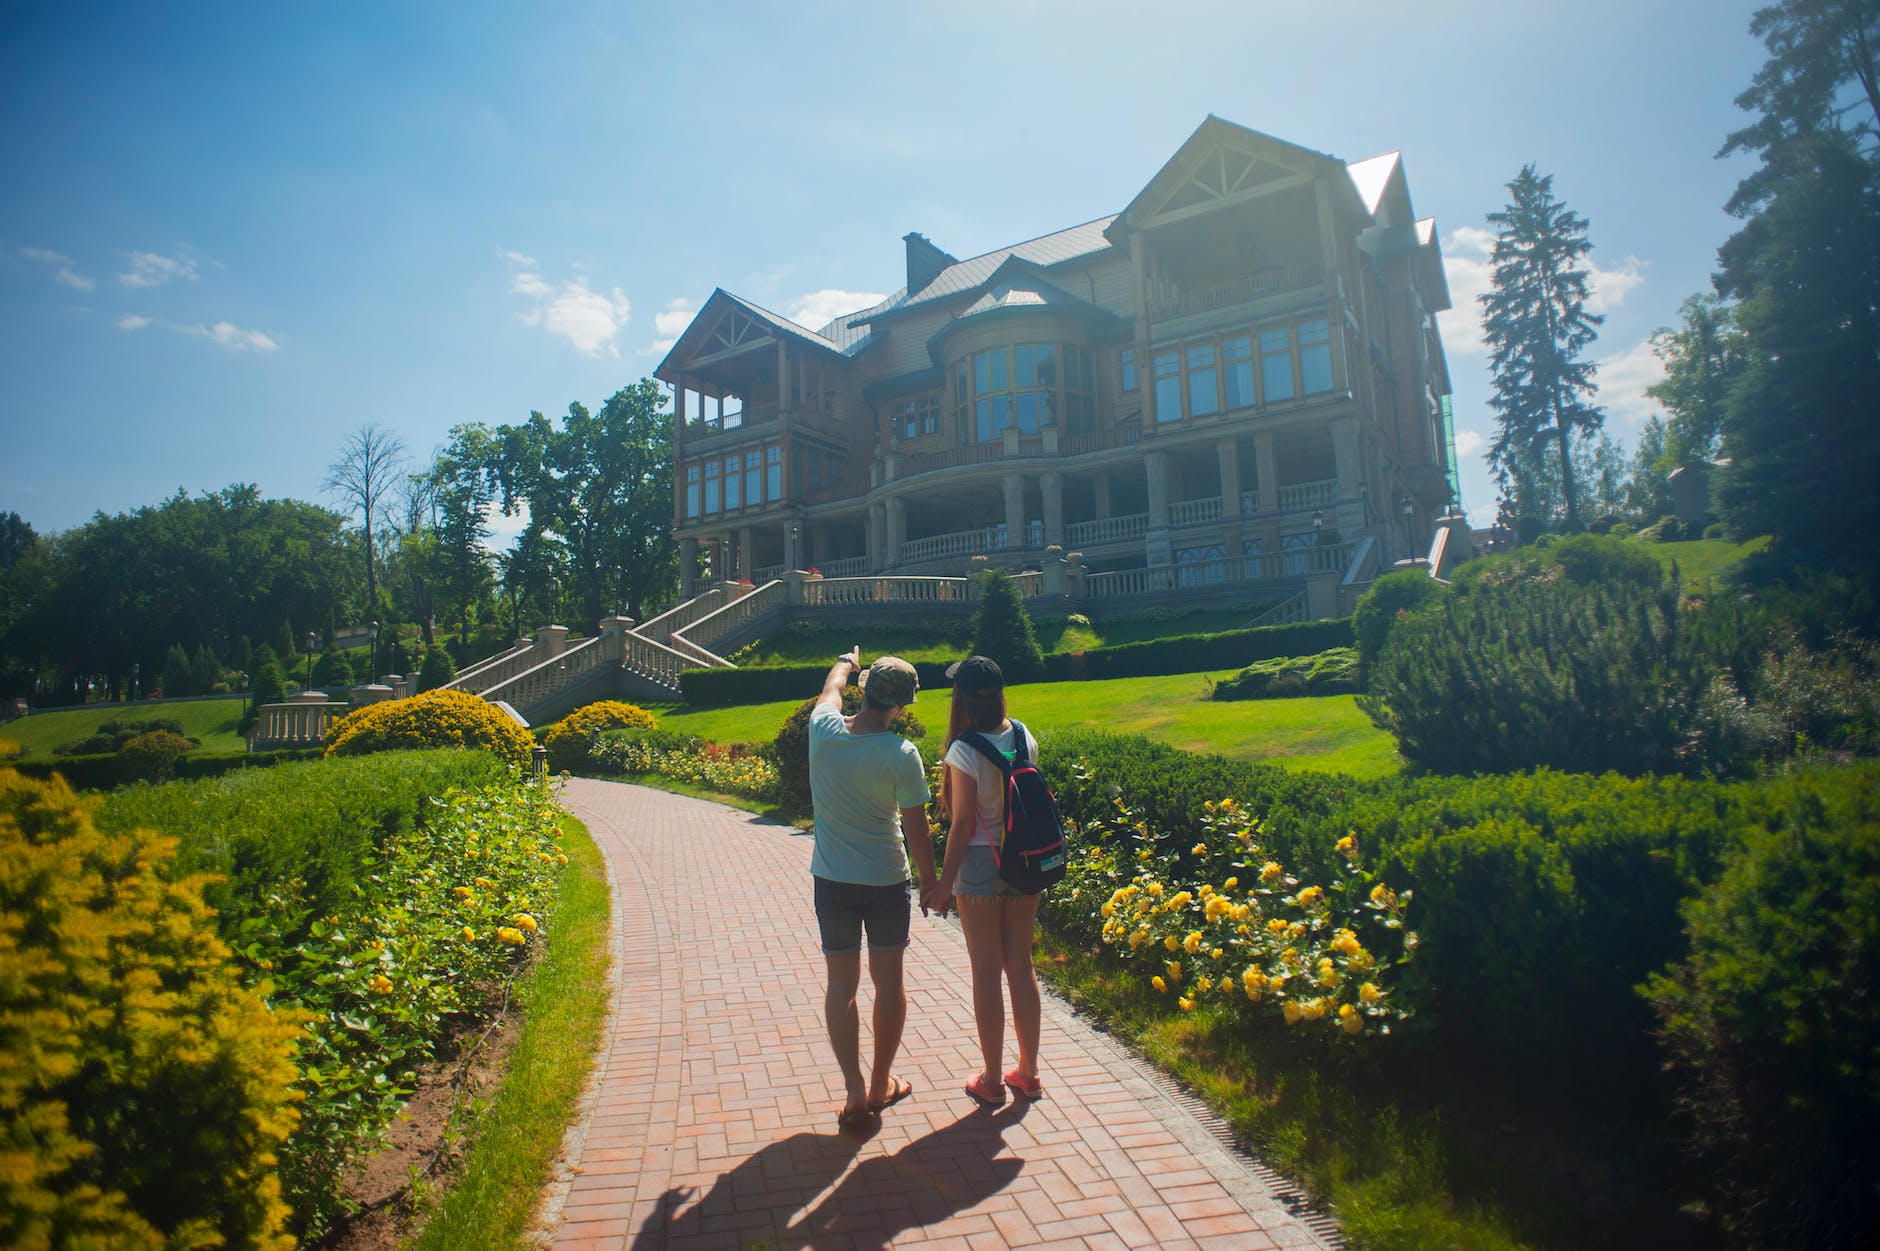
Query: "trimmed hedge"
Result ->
[[1041, 617, 1353, 681], [8, 747, 324, 792], [677, 618, 1354, 708], [680, 660, 955, 710], [1211, 648, 1360, 700]]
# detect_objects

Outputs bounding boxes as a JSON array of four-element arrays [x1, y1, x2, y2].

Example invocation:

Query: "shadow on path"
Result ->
[[631, 1104, 1028, 1250]]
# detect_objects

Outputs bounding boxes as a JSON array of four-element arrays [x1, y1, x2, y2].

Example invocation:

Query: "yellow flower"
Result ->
[[1295, 885, 1325, 908], [1335, 834, 1356, 857], [496, 926, 526, 946], [1101, 901, 1117, 919], [368, 974, 394, 995], [555, 853, 568, 866], [1178, 996, 1196, 1012], [1266, 918, 1289, 936], [1211, 948, 1224, 960], [512, 913, 538, 932], [1197, 884, 1214, 898], [1152, 975, 1168, 993], [1205, 896, 1232, 922], [1370, 883, 1397, 907], [1242, 967, 1267, 998], [452, 885, 474, 899], [1183, 931, 1203, 954], [474, 876, 494, 889], [1136, 849, 1152, 862], [1223, 877, 1238, 891], [1146, 882, 1163, 897], [1331, 929, 1363, 957], [1165, 960, 1183, 982], [1359, 982, 1383, 1005], [1340, 1005, 1364, 1035], [1164, 934, 1181, 952], [1261, 861, 1283, 883], [1169, 890, 1193, 909], [1301, 998, 1330, 1021], [1283, 1000, 1303, 1025], [460, 926, 476, 942], [1191, 843, 1207, 856], [1195, 975, 1213, 993]]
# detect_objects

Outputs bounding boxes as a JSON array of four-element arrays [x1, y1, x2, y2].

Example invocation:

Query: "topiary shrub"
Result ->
[[0, 769, 303, 1249], [969, 567, 1046, 683], [542, 700, 659, 772], [1351, 569, 1447, 674], [323, 688, 532, 767], [244, 647, 288, 735], [311, 645, 354, 688], [1212, 647, 1361, 700], [115, 728, 195, 784], [416, 641, 457, 693], [1638, 514, 1688, 543], [1642, 768, 1880, 1248], [772, 689, 925, 814]]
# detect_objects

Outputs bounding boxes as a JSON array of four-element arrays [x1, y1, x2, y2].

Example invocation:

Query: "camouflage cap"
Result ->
[[862, 656, 919, 706]]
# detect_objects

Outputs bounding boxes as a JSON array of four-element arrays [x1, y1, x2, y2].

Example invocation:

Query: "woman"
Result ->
[[924, 655, 1045, 1106]]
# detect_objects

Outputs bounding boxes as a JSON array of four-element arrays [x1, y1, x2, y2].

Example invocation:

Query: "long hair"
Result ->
[[946, 683, 1006, 747]]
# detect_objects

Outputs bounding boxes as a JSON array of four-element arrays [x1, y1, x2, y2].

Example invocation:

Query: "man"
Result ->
[[808, 647, 937, 1127]]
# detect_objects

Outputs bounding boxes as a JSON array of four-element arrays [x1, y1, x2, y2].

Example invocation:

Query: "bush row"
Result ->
[[9, 746, 324, 791], [676, 616, 1355, 709], [1211, 647, 1360, 700], [1042, 729, 1877, 1241]]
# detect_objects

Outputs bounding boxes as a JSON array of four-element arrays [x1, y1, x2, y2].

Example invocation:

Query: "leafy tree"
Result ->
[[486, 380, 675, 627], [1480, 165, 1606, 531], [426, 424, 499, 638], [1645, 294, 1746, 470], [968, 567, 1046, 682], [322, 423, 407, 623], [1624, 417, 1679, 521]]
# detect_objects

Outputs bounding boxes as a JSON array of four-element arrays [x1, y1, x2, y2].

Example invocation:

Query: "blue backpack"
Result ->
[[957, 720, 1068, 893]]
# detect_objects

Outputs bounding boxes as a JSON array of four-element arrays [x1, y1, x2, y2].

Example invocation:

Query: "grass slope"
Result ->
[[1641, 535, 1769, 590], [6, 697, 250, 756], [728, 607, 1265, 667], [653, 674, 1399, 780]]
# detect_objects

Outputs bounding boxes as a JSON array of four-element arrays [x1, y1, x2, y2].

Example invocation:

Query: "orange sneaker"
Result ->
[[1003, 1068, 1044, 1101], [964, 1072, 1006, 1107]]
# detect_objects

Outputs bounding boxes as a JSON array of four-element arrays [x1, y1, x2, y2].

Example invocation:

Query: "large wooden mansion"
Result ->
[[656, 116, 1462, 615]]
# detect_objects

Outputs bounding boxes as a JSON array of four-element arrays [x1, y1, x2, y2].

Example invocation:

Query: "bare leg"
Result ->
[[824, 952, 867, 1118], [1002, 893, 1044, 1078], [865, 946, 907, 1105], [957, 894, 1007, 1083]]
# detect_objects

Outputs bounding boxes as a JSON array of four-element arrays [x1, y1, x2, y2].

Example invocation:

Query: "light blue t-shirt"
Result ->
[[807, 701, 929, 886]]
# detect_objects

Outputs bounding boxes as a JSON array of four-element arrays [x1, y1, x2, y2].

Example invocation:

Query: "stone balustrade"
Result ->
[[249, 692, 341, 750], [673, 579, 788, 658], [801, 576, 971, 608], [1168, 496, 1224, 527], [1066, 513, 1150, 547], [479, 635, 606, 712], [899, 527, 1007, 563]]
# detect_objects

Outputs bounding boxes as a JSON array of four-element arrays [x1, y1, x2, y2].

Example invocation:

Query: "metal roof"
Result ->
[[847, 216, 1120, 326], [1345, 151, 1401, 219]]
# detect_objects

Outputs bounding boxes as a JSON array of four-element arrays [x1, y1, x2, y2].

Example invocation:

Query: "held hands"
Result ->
[[922, 880, 955, 919]]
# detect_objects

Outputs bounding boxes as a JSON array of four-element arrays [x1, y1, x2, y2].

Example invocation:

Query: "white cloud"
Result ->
[[1454, 428, 1485, 457], [480, 499, 529, 555], [181, 320, 280, 352], [648, 297, 697, 353], [117, 314, 150, 330], [119, 250, 199, 289], [19, 246, 95, 291], [1438, 226, 1495, 357], [502, 252, 632, 357], [1586, 254, 1648, 316], [1593, 336, 1666, 432], [786, 288, 887, 334]]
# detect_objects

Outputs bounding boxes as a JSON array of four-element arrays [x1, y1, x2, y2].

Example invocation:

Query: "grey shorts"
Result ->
[[956, 844, 1034, 898], [813, 875, 911, 955]]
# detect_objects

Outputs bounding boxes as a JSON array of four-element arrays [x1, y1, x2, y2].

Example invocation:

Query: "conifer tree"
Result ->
[[968, 567, 1045, 682], [1480, 165, 1605, 532]]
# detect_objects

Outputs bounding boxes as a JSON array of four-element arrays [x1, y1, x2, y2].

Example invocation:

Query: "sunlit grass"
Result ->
[[651, 676, 1399, 780], [1644, 535, 1769, 590], [405, 813, 612, 1250], [7, 697, 249, 756]]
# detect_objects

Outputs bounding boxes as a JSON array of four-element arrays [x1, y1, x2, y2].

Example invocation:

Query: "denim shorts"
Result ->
[[813, 875, 911, 955], [956, 844, 1035, 898]]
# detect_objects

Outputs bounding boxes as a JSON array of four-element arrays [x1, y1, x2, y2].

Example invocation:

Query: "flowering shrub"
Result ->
[[258, 772, 568, 1235], [589, 729, 779, 803], [324, 688, 533, 767], [1064, 787, 1418, 1040], [542, 700, 658, 772], [0, 769, 303, 1248], [115, 727, 195, 783]]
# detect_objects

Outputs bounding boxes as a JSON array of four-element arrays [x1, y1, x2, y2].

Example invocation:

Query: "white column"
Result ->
[[1003, 474, 1026, 549], [1042, 471, 1064, 546]]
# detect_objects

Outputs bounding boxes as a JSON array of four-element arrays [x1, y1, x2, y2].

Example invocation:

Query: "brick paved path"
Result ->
[[537, 778, 1336, 1251]]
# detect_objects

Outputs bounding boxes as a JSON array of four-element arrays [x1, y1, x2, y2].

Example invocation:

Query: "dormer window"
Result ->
[[962, 342, 1095, 442]]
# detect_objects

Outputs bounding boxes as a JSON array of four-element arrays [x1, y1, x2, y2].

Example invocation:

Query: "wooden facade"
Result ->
[[654, 117, 1458, 604]]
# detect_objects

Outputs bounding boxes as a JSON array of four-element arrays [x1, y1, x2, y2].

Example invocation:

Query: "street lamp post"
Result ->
[[369, 620, 379, 682], [547, 576, 560, 627], [611, 566, 622, 617], [304, 631, 317, 692], [131, 662, 139, 702]]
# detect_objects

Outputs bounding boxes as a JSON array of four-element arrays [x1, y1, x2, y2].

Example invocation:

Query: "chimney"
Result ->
[[903, 232, 957, 296]]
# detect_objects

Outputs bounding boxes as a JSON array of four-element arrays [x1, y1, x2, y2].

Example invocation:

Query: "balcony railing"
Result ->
[[820, 555, 869, 577], [1083, 541, 1353, 600], [1066, 513, 1148, 547], [1148, 264, 1323, 323], [900, 527, 1009, 564], [1276, 479, 1338, 512], [803, 577, 972, 608], [1169, 496, 1223, 527]]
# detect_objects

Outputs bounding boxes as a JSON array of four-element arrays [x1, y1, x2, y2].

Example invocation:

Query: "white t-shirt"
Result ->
[[807, 701, 929, 885], [943, 721, 1042, 848]]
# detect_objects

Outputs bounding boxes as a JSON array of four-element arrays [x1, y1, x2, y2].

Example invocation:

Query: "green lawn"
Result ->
[[5, 698, 250, 757], [1643, 535, 1769, 590], [727, 605, 1273, 668], [653, 674, 1399, 780]]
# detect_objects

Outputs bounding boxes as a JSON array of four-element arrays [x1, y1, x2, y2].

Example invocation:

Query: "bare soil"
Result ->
[[315, 1001, 525, 1251]]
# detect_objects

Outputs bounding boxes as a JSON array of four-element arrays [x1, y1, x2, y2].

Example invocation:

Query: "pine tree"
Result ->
[[161, 643, 192, 698], [968, 567, 1046, 682], [1480, 165, 1605, 532]]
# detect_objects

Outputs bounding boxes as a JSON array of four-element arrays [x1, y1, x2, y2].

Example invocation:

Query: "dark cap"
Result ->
[[863, 656, 919, 706], [945, 655, 1004, 695]]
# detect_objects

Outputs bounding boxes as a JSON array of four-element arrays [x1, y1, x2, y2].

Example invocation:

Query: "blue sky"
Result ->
[[0, 0, 1768, 538]]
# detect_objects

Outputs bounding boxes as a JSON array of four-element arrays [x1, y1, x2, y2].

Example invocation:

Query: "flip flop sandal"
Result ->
[[1003, 1068, 1044, 1101], [867, 1075, 914, 1113], [963, 1072, 1007, 1107]]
